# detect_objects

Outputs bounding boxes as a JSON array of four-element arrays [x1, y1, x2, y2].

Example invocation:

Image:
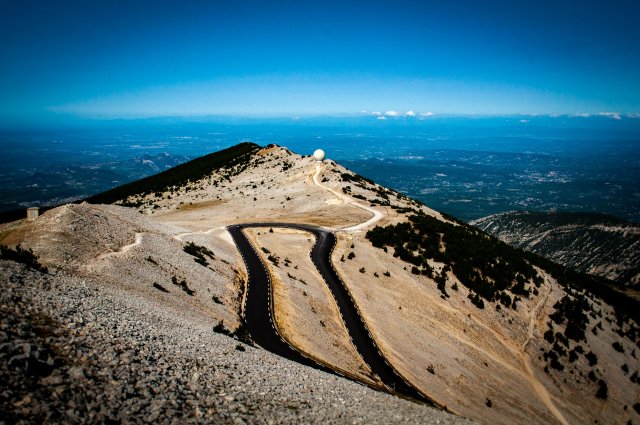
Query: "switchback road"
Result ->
[[227, 223, 428, 403]]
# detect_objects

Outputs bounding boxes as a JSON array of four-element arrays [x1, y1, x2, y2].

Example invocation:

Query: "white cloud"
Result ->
[[519, 119, 529, 123], [571, 112, 623, 120], [371, 111, 381, 116], [405, 110, 416, 116], [377, 115, 387, 120], [385, 110, 399, 116], [420, 112, 434, 117], [598, 112, 621, 120]]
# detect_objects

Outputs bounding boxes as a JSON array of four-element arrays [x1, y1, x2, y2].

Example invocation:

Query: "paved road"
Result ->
[[227, 225, 325, 370], [227, 223, 428, 402]]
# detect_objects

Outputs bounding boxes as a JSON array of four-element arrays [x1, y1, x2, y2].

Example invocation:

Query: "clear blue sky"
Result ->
[[1, 0, 639, 123]]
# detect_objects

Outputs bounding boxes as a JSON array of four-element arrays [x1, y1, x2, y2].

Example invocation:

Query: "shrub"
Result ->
[[183, 242, 214, 267], [213, 320, 231, 335], [365, 213, 541, 309], [544, 329, 555, 343], [595, 379, 608, 399], [0, 245, 48, 273], [153, 282, 169, 293], [171, 275, 195, 296]]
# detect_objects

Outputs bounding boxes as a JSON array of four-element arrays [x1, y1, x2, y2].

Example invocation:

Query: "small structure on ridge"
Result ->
[[26, 207, 39, 222], [313, 149, 326, 162]]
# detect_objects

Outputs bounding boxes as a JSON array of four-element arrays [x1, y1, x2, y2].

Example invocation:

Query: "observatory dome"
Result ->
[[313, 149, 326, 161]]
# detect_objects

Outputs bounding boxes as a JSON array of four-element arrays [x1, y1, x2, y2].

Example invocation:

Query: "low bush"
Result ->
[[0, 245, 48, 273], [183, 242, 215, 267]]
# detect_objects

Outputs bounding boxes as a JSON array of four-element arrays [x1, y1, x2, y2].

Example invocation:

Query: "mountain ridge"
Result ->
[[1, 143, 638, 424], [472, 210, 640, 289]]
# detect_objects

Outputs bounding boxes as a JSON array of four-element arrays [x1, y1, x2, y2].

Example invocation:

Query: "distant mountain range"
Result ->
[[472, 211, 640, 289]]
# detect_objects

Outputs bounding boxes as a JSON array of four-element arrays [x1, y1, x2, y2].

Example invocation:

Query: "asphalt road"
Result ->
[[227, 223, 428, 402]]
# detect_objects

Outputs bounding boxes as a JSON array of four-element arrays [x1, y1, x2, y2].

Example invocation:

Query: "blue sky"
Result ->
[[1, 0, 639, 122]]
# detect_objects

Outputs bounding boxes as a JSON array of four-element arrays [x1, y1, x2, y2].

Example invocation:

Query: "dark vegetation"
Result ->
[[267, 254, 280, 267], [0, 245, 48, 273], [520, 249, 640, 324], [595, 379, 608, 399], [366, 211, 640, 325], [85, 142, 260, 205], [171, 276, 194, 296], [367, 211, 640, 386], [339, 171, 400, 207], [213, 319, 252, 345], [0, 143, 261, 223], [366, 213, 543, 304], [152, 282, 169, 293], [183, 242, 215, 267], [213, 321, 231, 336]]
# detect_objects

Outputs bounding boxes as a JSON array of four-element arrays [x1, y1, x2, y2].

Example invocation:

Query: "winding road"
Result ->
[[227, 222, 428, 403]]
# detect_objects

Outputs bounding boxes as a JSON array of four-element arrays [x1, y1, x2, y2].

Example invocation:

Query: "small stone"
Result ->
[[67, 366, 85, 380], [40, 374, 64, 385]]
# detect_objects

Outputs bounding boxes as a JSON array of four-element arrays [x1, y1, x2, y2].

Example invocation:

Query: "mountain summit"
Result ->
[[1, 144, 638, 424]]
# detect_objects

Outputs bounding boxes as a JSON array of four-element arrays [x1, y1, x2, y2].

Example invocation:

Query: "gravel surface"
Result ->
[[1, 260, 474, 424]]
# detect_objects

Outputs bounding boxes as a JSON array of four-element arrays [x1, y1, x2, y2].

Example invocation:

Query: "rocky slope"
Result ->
[[2, 143, 639, 424], [471, 211, 640, 288]]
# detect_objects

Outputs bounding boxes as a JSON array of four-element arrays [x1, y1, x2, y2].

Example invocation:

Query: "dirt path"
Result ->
[[518, 277, 568, 425], [173, 226, 235, 245], [311, 164, 384, 232], [97, 233, 143, 260]]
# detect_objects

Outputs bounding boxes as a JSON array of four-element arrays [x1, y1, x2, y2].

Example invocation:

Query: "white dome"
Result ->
[[313, 149, 326, 161]]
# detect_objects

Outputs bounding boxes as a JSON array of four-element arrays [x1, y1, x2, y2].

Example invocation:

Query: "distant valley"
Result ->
[[472, 211, 640, 289], [0, 152, 190, 211]]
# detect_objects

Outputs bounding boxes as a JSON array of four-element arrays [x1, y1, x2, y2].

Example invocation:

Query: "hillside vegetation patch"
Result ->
[[366, 213, 542, 307]]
